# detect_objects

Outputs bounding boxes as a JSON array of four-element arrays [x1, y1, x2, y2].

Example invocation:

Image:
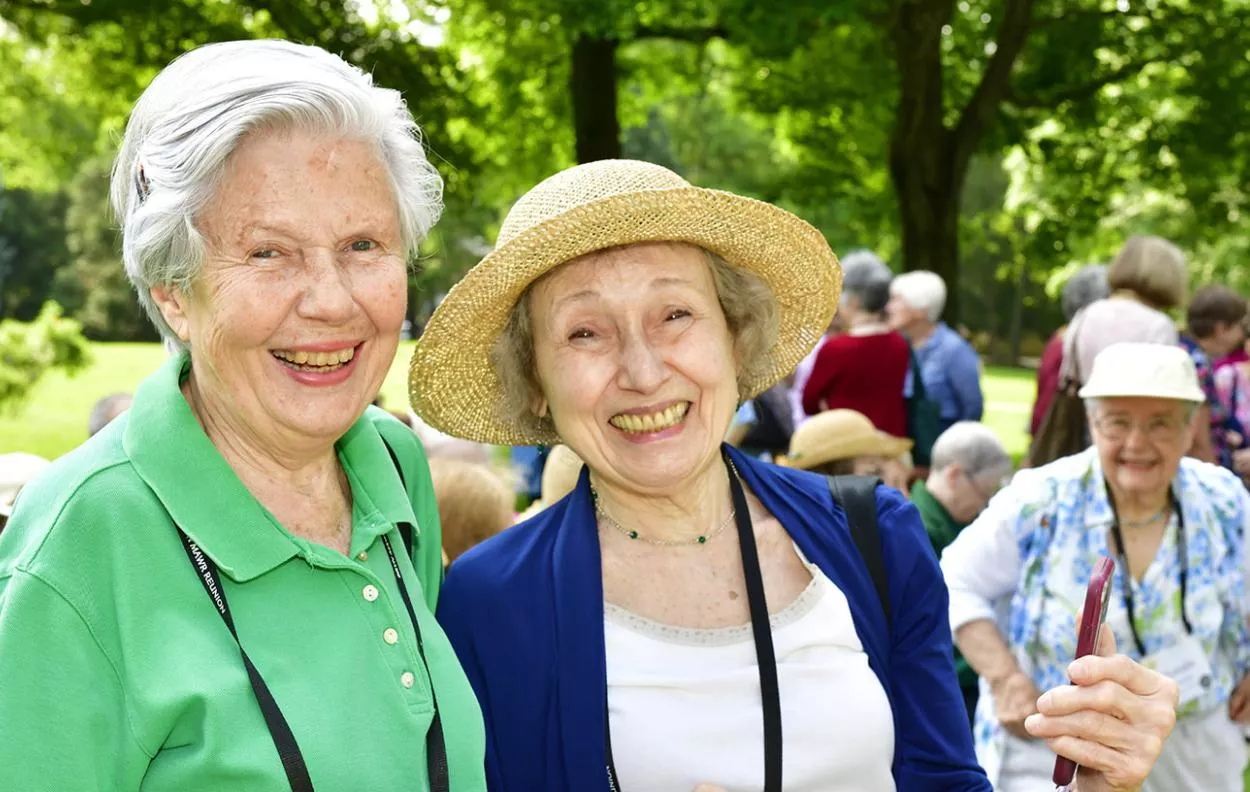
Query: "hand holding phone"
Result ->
[[1052, 555, 1117, 788]]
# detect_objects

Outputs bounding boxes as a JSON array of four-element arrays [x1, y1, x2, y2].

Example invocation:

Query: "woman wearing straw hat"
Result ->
[[778, 408, 913, 493], [414, 160, 1178, 792], [943, 342, 1250, 791]]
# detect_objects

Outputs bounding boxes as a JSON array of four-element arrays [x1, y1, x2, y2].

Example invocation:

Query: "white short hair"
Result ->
[[110, 39, 444, 349], [930, 421, 1010, 477], [890, 270, 947, 322]]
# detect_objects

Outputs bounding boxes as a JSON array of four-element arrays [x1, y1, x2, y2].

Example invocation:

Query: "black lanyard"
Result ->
[[1105, 487, 1192, 657], [604, 451, 782, 791], [178, 527, 449, 792]]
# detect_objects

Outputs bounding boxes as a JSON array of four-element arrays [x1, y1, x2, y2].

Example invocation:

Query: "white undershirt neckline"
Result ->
[[603, 546, 897, 792]]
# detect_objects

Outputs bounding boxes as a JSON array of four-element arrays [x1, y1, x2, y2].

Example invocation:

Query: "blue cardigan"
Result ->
[[437, 446, 990, 791]]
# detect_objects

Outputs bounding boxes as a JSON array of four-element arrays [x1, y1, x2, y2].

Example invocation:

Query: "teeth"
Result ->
[[610, 402, 690, 434], [273, 347, 356, 367]]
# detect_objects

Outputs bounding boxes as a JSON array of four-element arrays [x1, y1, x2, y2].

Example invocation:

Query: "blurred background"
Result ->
[[1, 0, 1247, 461]]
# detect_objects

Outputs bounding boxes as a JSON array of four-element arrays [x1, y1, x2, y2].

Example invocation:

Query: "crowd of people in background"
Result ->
[[0, 36, 1244, 792]]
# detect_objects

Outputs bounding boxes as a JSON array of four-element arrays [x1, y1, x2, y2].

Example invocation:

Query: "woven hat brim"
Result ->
[[409, 186, 841, 446], [786, 432, 912, 471]]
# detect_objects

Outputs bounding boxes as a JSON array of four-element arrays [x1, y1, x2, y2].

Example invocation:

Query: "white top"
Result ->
[[604, 553, 896, 792]]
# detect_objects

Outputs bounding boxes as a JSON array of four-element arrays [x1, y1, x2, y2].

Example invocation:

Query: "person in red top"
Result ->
[[803, 251, 910, 437], [1029, 264, 1108, 436]]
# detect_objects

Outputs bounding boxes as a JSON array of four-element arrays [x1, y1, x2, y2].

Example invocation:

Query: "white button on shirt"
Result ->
[[383, 628, 399, 645], [362, 584, 379, 602], [400, 672, 416, 689]]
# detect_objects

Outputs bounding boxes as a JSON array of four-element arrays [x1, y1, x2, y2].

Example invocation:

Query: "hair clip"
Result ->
[[134, 163, 151, 204]]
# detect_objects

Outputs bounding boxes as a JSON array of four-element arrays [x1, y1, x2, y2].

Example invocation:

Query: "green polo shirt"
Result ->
[[911, 479, 978, 691], [0, 352, 486, 791]]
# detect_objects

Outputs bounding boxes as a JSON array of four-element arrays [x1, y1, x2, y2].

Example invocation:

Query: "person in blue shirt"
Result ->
[[410, 159, 1179, 792], [888, 271, 985, 433]]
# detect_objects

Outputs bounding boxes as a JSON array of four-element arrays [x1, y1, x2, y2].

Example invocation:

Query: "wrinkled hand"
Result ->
[[1228, 673, 1250, 723], [1232, 448, 1250, 475], [1025, 625, 1178, 792], [992, 670, 1042, 739]]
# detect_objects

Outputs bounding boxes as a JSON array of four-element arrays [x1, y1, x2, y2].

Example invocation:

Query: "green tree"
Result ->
[[53, 153, 158, 341], [0, 301, 90, 410]]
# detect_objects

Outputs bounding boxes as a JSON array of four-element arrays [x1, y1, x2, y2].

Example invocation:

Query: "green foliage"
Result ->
[[0, 301, 90, 411], [0, 186, 71, 321], [2, 0, 1249, 351], [54, 153, 156, 341]]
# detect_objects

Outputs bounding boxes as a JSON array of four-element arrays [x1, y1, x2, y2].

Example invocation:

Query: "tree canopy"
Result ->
[[0, 0, 1245, 358]]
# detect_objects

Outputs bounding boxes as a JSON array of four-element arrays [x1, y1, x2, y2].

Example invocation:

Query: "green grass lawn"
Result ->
[[2, 342, 1037, 461]]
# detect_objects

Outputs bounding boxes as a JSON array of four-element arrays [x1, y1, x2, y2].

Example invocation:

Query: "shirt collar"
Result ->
[[125, 352, 417, 581], [910, 479, 963, 533]]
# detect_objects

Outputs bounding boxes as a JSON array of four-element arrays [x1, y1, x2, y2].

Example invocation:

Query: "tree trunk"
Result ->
[[891, 158, 962, 323], [887, 1, 961, 323], [570, 35, 622, 163], [887, 0, 1036, 327]]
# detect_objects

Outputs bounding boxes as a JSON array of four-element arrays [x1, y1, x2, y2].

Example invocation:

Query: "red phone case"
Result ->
[[1052, 555, 1117, 787]]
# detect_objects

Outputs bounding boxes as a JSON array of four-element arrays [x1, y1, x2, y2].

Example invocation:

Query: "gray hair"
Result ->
[[110, 39, 444, 349], [840, 250, 893, 314], [930, 421, 1010, 478], [1060, 265, 1110, 321], [889, 270, 947, 322], [88, 393, 133, 437]]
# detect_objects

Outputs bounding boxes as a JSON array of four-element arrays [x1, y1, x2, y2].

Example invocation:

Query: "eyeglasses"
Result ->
[[961, 469, 1003, 504], [1092, 414, 1184, 443]]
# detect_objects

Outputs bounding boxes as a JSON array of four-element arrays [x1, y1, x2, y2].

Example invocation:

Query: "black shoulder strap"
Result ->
[[827, 475, 891, 628], [383, 439, 415, 557]]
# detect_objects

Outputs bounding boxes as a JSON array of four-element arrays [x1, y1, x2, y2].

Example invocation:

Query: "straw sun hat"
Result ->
[[409, 159, 842, 445], [781, 410, 913, 471]]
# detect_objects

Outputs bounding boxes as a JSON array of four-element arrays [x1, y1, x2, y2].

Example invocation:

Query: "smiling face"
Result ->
[[150, 127, 408, 450], [528, 242, 741, 494], [1090, 397, 1192, 499]]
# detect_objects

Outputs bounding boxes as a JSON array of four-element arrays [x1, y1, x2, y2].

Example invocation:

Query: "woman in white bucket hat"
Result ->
[[415, 160, 1178, 792], [943, 341, 1250, 791]]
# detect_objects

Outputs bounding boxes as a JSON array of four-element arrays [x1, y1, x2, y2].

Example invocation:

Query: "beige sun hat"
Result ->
[[1078, 342, 1205, 403], [781, 409, 913, 471], [409, 159, 842, 445]]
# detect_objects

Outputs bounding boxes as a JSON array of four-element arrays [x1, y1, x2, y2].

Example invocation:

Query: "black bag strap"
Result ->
[[383, 441, 415, 557], [827, 475, 891, 628], [178, 534, 313, 792], [176, 435, 450, 792], [907, 344, 928, 401], [382, 438, 450, 792], [605, 451, 782, 792]]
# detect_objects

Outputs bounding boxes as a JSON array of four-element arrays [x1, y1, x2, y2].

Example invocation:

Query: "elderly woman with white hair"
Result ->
[[887, 271, 984, 439], [943, 342, 1250, 791], [0, 41, 486, 791], [415, 160, 1178, 792]]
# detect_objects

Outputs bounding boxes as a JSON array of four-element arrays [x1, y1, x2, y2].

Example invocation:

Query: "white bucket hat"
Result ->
[[1078, 342, 1205, 403]]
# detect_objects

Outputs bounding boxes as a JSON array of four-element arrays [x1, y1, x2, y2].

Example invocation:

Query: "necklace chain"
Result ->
[[592, 491, 735, 547], [1120, 504, 1169, 529]]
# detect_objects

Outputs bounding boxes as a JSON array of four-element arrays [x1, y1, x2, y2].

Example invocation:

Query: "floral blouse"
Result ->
[[941, 448, 1250, 784]]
